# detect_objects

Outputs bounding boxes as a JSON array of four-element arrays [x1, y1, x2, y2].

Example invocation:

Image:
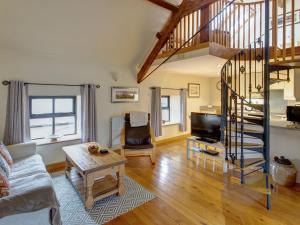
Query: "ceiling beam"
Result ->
[[138, 0, 217, 83], [147, 0, 179, 12]]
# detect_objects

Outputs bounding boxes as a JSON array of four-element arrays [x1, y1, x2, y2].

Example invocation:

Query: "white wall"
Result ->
[[0, 49, 211, 164], [270, 127, 300, 183]]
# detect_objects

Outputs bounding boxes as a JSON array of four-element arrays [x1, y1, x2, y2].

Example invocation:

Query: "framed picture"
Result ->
[[111, 87, 139, 103], [188, 83, 200, 98]]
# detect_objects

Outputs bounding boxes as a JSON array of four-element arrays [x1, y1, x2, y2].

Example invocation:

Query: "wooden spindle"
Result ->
[[192, 11, 195, 45], [260, 2, 262, 39], [272, 0, 278, 61], [229, 4, 232, 47], [186, 14, 191, 46], [238, 4, 240, 48], [196, 10, 200, 44], [254, 3, 257, 42], [184, 15, 187, 47], [233, 5, 236, 48], [248, 5, 251, 46], [222, 0, 225, 46], [243, 5, 245, 48], [291, 0, 295, 60], [283, 0, 286, 60]]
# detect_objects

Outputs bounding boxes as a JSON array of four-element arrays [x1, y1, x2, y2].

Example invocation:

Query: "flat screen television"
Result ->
[[191, 112, 221, 141], [287, 106, 300, 123]]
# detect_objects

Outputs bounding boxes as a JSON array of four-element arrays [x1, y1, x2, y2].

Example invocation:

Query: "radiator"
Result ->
[[110, 116, 124, 148]]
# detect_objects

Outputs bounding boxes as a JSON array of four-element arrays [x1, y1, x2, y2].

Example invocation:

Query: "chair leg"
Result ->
[[150, 149, 156, 164], [120, 148, 125, 157]]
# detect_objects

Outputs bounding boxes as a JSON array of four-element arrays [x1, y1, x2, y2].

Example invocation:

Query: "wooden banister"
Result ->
[[154, 0, 298, 68]]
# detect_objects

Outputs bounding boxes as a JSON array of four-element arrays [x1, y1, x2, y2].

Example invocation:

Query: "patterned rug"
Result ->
[[52, 175, 155, 225]]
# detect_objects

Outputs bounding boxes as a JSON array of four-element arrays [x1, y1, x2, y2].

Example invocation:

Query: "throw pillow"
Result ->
[[0, 155, 10, 177], [0, 142, 13, 166], [0, 167, 9, 197]]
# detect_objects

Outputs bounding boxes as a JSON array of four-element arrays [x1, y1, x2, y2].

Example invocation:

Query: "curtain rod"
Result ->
[[2, 80, 101, 88], [150, 87, 186, 91]]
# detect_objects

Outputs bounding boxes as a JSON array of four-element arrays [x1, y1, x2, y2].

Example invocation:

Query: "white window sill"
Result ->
[[33, 135, 81, 146], [162, 122, 180, 127]]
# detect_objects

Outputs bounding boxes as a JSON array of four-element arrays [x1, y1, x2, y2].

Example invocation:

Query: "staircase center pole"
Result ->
[[264, 0, 271, 210]]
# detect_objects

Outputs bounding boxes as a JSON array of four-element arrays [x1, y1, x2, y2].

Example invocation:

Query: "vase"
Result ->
[[271, 161, 297, 187]]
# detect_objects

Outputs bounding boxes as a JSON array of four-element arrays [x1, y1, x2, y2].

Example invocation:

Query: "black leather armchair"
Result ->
[[120, 113, 156, 164]]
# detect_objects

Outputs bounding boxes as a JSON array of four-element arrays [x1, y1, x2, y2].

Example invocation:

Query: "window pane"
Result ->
[[161, 97, 169, 108], [30, 118, 53, 139], [55, 116, 75, 136], [55, 98, 74, 113], [31, 98, 53, 114], [162, 109, 170, 122]]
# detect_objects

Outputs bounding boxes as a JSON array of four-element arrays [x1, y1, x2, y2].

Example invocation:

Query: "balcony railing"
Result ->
[[157, 0, 300, 64]]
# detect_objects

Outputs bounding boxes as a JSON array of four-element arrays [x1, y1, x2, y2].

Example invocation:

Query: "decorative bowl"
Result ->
[[88, 143, 100, 154]]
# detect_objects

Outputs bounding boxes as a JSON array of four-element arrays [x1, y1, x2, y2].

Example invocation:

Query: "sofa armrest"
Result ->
[[7, 142, 37, 161]]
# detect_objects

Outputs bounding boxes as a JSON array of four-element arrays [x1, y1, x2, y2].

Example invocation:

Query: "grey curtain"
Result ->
[[4, 81, 30, 145], [180, 89, 187, 132], [81, 84, 97, 142], [151, 87, 162, 137]]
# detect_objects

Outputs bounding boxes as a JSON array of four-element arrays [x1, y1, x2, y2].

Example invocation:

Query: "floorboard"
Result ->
[[106, 140, 300, 225]]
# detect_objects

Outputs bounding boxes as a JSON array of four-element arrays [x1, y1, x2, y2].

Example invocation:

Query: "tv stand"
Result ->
[[196, 137, 218, 144], [186, 136, 227, 173]]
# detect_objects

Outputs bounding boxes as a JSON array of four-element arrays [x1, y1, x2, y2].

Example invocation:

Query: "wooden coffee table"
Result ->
[[63, 143, 127, 209]]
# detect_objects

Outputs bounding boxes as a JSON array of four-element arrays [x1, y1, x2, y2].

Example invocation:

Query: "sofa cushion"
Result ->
[[0, 142, 13, 167], [10, 154, 47, 180], [0, 167, 9, 197], [0, 155, 10, 177], [0, 172, 61, 225]]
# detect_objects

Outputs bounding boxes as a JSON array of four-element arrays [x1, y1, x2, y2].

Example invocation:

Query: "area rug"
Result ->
[[52, 175, 155, 225]]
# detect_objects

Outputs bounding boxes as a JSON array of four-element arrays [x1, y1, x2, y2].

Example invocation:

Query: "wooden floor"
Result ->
[[106, 140, 300, 225]]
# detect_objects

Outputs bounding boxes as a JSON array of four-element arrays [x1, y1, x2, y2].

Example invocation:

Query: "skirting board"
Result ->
[[155, 134, 191, 146], [46, 161, 66, 173]]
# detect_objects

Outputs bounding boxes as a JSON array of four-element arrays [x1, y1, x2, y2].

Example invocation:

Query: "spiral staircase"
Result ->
[[218, 1, 298, 210], [147, 0, 300, 210]]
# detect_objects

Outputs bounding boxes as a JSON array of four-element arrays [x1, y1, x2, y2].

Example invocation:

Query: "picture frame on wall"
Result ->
[[111, 87, 139, 103], [188, 83, 200, 98]]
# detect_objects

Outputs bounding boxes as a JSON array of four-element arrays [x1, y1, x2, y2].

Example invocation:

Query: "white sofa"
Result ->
[[0, 142, 61, 225]]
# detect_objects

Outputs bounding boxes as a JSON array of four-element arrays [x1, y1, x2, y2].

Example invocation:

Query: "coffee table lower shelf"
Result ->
[[67, 169, 120, 208]]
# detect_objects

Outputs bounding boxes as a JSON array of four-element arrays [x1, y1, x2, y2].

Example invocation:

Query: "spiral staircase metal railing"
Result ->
[[219, 0, 294, 209]]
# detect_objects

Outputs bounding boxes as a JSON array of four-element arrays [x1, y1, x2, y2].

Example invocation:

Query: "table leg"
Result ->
[[65, 157, 72, 179], [117, 164, 125, 196], [186, 139, 190, 160], [84, 174, 94, 209]]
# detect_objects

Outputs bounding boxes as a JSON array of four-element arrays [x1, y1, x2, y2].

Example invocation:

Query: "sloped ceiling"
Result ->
[[153, 55, 227, 77], [0, 0, 178, 68]]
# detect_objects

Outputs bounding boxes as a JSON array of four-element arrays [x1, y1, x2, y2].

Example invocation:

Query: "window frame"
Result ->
[[29, 96, 77, 140], [161, 95, 170, 123]]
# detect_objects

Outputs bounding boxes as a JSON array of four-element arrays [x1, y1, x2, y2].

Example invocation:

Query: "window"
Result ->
[[161, 95, 180, 125], [29, 96, 78, 140], [161, 96, 170, 124]]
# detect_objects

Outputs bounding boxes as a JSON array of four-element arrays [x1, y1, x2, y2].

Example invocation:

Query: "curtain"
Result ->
[[180, 89, 187, 132], [4, 81, 30, 145], [151, 87, 162, 137], [81, 84, 97, 142]]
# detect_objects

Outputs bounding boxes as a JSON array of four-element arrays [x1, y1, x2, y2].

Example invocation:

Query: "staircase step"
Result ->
[[226, 128, 264, 140], [236, 128, 263, 134], [232, 142, 264, 149], [246, 103, 263, 111], [237, 115, 264, 126], [230, 171, 272, 195], [233, 158, 265, 169]]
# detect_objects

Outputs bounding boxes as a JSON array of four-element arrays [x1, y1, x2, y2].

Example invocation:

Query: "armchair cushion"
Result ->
[[125, 124, 151, 146]]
